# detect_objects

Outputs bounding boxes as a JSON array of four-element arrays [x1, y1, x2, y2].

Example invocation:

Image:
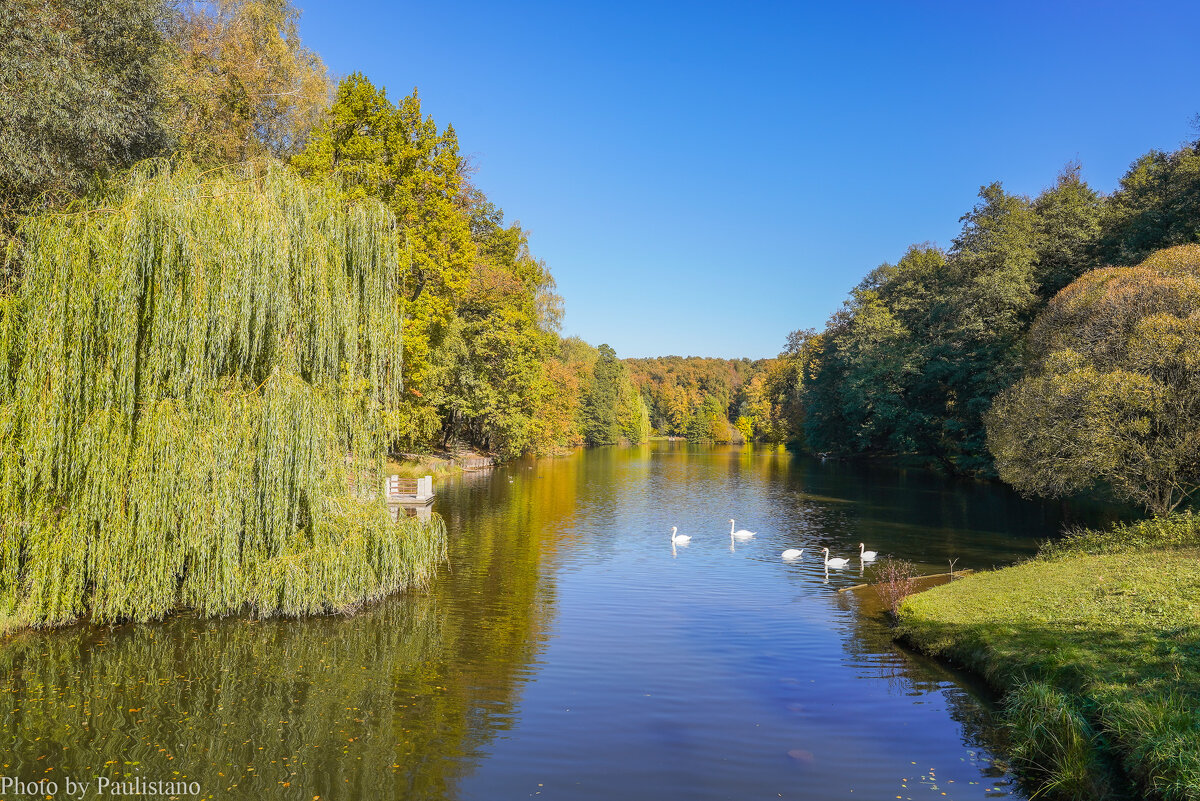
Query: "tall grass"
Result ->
[[0, 160, 446, 630], [1038, 511, 1200, 559], [1003, 680, 1121, 800]]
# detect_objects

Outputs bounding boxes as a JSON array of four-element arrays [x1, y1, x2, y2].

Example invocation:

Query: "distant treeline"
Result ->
[[623, 356, 801, 443]]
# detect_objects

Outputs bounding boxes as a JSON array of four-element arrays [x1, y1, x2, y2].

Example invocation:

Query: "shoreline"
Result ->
[[895, 513, 1200, 800]]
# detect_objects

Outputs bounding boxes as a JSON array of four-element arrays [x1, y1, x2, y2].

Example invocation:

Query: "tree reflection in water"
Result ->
[[835, 585, 1020, 795], [0, 458, 575, 800]]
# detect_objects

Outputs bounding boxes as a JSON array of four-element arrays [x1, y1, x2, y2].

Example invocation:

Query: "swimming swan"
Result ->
[[859, 543, 877, 561], [781, 548, 804, 560], [822, 547, 850, 568], [730, 519, 756, 540], [671, 526, 691, 545]]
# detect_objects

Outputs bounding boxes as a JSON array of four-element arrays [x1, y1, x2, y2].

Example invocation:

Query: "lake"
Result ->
[[0, 443, 1124, 800]]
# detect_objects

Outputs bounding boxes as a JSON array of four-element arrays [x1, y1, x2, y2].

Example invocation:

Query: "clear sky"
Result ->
[[299, 0, 1200, 360]]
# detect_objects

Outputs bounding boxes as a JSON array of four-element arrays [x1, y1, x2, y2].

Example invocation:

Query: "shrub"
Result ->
[[873, 558, 919, 619], [1039, 511, 1200, 559]]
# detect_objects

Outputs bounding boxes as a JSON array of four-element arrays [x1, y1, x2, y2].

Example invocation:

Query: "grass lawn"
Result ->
[[898, 514, 1200, 801]]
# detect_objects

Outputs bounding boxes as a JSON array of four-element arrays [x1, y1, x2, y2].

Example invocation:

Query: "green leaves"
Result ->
[[0, 0, 170, 222], [987, 245, 1200, 514], [802, 173, 1107, 476], [1099, 141, 1200, 266], [294, 73, 566, 458], [0, 161, 444, 630], [582, 345, 622, 446], [1033, 164, 1104, 297]]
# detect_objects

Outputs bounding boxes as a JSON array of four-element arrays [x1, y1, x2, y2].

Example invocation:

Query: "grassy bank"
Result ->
[[387, 445, 503, 479], [897, 514, 1200, 801], [387, 454, 464, 479]]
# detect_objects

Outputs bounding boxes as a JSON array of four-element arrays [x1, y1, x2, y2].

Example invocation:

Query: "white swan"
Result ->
[[822, 547, 850, 568], [781, 548, 804, 560], [729, 519, 756, 540], [670, 526, 691, 545], [859, 543, 877, 561]]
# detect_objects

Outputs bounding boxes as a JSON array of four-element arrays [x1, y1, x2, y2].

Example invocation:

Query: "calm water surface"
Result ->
[[1, 444, 1124, 800]]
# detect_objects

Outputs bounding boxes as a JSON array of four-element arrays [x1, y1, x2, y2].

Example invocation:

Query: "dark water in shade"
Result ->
[[0, 443, 1127, 800]]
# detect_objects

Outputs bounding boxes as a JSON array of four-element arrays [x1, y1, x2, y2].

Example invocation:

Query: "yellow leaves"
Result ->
[[1033, 245, 1200, 366], [165, 0, 330, 164], [1138, 244, 1200, 275]]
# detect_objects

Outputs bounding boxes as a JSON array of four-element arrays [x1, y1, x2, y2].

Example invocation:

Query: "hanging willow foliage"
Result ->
[[0, 160, 446, 629]]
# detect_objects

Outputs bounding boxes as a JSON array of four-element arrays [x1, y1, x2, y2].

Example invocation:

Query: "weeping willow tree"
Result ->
[[0, 160, 446, 630]]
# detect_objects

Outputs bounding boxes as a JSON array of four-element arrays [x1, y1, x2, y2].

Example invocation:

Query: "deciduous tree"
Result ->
[[164, 0, 329, 163], [294, 73, 476, 452], [987, 245, 1200, 514], [0, 0, 170, 224], [0, 162, 444, 628], [582, 345, 622, 446], [1098, 139, 1200, 266]]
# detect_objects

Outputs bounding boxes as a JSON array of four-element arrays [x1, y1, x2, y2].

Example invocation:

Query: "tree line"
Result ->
[[783, 139, 1200, 514], [0, 0, 649, 463], [3, 0, 1195, 519], [623, 356, 800, 443], [0, 0, 656, 628]]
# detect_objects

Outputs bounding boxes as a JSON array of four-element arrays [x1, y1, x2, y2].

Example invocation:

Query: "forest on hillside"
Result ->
[[623, 356, 799, 443]]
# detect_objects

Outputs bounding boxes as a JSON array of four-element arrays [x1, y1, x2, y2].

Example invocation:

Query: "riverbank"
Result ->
[[387, 446, 498, 478], [0, 512, 447, 640], [897, 513, 1200, 800]]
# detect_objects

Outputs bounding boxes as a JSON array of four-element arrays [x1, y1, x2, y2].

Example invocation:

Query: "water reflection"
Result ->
[[2, 443, 1126, 800], [0, 455, 566, 800], [835, 584, 1021, 796]]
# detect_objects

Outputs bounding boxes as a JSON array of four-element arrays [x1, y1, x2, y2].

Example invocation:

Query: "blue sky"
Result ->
[[300, 1, 1200, 359]]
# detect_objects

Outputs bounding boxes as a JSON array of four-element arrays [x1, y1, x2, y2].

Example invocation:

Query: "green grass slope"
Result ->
[[898, 515, 1200, 800]]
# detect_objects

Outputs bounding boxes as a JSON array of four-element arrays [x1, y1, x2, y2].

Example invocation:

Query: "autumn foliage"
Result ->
[[987, 245, 1200, 514]]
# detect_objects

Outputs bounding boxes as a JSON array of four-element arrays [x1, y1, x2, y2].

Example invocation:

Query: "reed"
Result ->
[[0, 160, 446, 630]]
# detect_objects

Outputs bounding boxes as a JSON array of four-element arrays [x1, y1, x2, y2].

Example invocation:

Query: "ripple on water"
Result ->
[[0, 445, 1097, 800]]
